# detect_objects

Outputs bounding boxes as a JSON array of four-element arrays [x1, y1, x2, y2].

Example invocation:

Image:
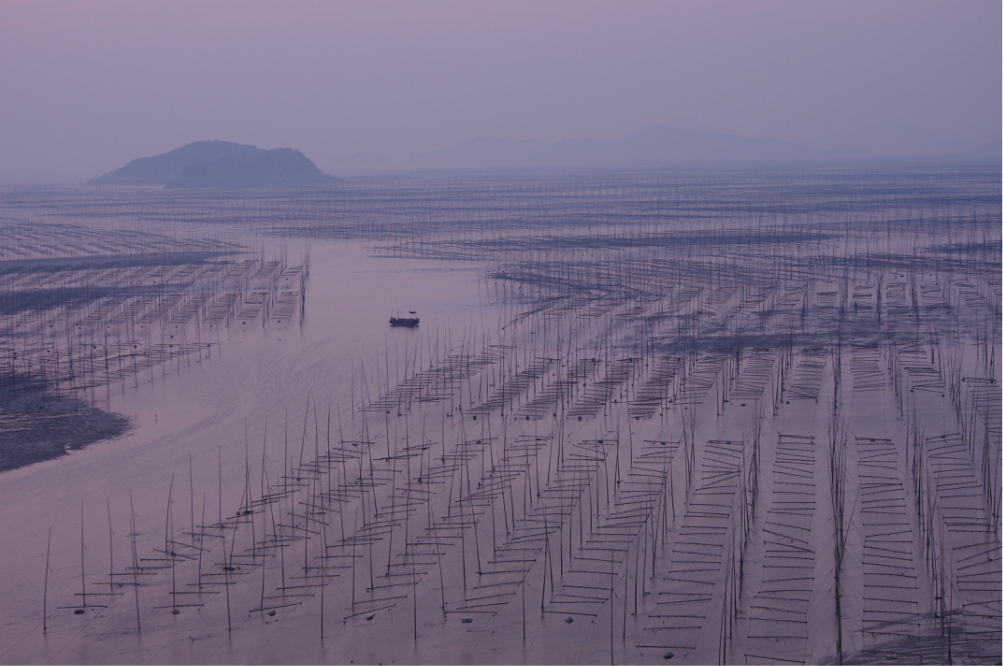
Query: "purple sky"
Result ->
[[1, 1, 999, 182]]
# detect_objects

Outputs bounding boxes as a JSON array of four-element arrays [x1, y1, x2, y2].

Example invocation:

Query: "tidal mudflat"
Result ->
[[0, 166, 999, 664]]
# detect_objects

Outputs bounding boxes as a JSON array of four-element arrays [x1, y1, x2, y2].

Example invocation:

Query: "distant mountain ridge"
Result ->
[[965, 138, 1003, 161], [89, 140, 342, 188], [408, 125, 864, 167]]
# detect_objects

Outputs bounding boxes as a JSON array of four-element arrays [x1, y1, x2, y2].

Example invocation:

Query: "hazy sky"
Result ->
[[1, 1, 999, 182]]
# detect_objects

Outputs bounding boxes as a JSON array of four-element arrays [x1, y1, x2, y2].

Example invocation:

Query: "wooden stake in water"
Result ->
[[223, 530, 232, 633], [189, 453, 195, 545], [80, 500, 86, 609], [43, 526, 51, 633], [320, 520, 327, 642], [541, 504, 548, 616], [106, 499, 114, 594], [198, 494, 206, 591], [218, 447, 223, 527], [129, 491, 141, 633], [170, 493, 177, 614], [412, 558, 417, 644], [165, 474, 174, 554], [610, 549, 615, 666], [622, 540, 628, 640], [521, 574, 526, 643], [351, 507, 357, 614]]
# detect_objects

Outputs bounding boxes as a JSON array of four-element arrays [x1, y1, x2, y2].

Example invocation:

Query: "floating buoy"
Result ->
[[172, 608, 180, 615], [74, 609, 85, 615], [366, 613, 375, 621], [267, 610, 276, 616], [663, 651, 674, 660], [460, 616, 473, 623], [564, 616, 574, 624]]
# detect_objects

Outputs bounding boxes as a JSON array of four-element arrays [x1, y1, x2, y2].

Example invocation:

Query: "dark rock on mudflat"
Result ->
[[0, 375, 130, 472]]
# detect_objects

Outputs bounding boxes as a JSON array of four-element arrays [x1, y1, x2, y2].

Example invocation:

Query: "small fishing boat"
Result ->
[[390, 310, 419, 327]]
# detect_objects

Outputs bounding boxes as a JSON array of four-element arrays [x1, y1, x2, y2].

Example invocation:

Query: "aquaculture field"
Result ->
[[0, 166, 999, 664]]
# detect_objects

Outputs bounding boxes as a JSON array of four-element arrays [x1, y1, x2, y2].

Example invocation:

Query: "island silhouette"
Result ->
[[89, 140, 343, 188]]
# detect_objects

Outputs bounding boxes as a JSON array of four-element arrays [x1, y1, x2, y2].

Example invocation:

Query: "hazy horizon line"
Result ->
[[5, 124, 1001, 187]]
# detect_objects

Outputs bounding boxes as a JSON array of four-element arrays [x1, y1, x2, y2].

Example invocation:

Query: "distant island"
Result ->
[[89, 140, 343, 188]]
